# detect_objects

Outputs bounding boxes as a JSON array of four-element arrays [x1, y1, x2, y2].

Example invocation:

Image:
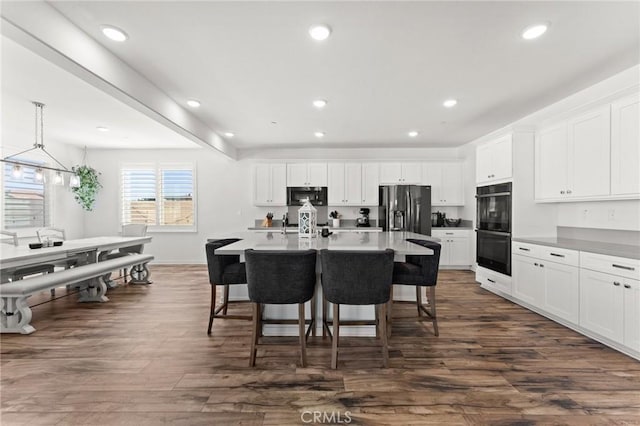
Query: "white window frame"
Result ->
[[119, 162, 197, 233]]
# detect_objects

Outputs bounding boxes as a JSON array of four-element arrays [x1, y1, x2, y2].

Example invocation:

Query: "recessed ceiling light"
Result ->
[[309, 25, 331, 41], [408, 131, 419, 138], [443, 99, 458, 108], [96, 126, 109, 132], [314, 131, 325, 138], [224, 132, 234, 138], [187, 99, 201, 108], [101, 25, 128, 42], [313, 99, 327, 109], [522, 23, 548, 40]]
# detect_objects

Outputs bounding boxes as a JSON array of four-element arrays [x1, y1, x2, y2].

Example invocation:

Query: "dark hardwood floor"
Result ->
[[2, 266, 639, 425]]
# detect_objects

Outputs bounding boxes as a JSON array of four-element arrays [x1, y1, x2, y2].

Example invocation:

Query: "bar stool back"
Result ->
[[245, 249, 317, 367], [320, 249, 394, 369]]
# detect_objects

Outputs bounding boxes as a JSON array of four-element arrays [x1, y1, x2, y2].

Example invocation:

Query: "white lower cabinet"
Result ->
[[431, 229, 470, 267], [512, 252, 579, 323], [509, 242, 640, 359]]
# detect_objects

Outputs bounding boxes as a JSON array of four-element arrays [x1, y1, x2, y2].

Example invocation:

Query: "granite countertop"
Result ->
[[513, 236, 640, 260]]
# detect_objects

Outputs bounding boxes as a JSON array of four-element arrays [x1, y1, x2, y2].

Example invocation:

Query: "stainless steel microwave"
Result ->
[[287, 187, 328, 206]]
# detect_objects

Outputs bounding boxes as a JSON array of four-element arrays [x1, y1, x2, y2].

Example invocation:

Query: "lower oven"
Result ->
[[476, 230, 511, 276]]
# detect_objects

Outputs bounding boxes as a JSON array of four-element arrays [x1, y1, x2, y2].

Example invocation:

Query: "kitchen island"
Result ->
[[212, 231, 438, 336]]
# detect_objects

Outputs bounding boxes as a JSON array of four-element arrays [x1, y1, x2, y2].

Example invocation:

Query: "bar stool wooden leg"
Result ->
[[207, 285, 217, 335], [416, 286, 422, 316], [249, 303, 260, 367], [298, 303, 307, 367], [387, 286, 394, 338], [331, 303, 340, 369], [222, 285, 230, 315], [429, 286, 439, 336], [379, 304, 389, 368]]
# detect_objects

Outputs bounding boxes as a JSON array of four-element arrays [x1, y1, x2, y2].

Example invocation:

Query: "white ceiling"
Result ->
[[4, 1, 640, 152], [1, 37, 200, 151]]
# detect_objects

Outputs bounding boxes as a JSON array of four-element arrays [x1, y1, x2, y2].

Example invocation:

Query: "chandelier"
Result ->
[[1, 101, 80, 187]]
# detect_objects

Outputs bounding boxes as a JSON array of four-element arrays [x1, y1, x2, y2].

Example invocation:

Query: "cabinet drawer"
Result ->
[[512, 241, 541, 258], [538, 246, 579, 267], [476, 266, 512, 295], [580, 252, 640, 280], [432, 229, 469, 238]]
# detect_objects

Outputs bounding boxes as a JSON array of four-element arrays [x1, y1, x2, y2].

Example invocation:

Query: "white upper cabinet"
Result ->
[[535, 122, 569, 200], [536, 105, 611, 201], [568, 105, 611, 198], [361, 163, 380, 205], [422, 162, 464, 206], [287, 163, 327, 186], [379, 163, 421, 184], [327, 162, 379, 206], [611, 93, 640, 196], [254, 164, 287, 206], [476, 134, 512, 184]]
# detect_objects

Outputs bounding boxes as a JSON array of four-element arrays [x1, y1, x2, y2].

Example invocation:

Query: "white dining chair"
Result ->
[[0, 229, 55, 287], [36, 227, 66, 243]]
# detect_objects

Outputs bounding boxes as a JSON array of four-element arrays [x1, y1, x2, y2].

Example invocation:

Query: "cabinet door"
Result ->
[[438, 239, 450, 265], [568, 105, 611, 198], [491, 135, 513, 181], [327, 163, 346, 205], [579, 269, 624, 343], [361, 163, 379, 205], [447, 237, 470, 266], [401, 163, 422, 184], [307, 163, 328, 186], [423, 163, 443, 205], [623, 278, 640, 352], [476, 143, 492, 183], [379, 163, 402, 184], [512, 254, 544, 307], [535, 123, 568, 200], [440, 163, 464, 205], [344, 163, 362, 205], [254, 164, 272, 205], [611, 93, 640, 196], [543, 261, 579, 324], [287, 163, 309, 186], [270, 164, 287, 205]]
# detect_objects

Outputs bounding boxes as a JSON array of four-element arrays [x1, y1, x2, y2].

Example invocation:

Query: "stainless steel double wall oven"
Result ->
[[476, 182, 512, 276]]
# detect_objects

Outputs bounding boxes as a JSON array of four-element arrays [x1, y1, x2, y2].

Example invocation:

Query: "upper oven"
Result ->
[[287, 187, 328, 206], [476, 182, 512, 233]]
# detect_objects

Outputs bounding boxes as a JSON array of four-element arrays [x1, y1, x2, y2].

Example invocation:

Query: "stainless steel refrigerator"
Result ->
[[378, 185, 431, 234]]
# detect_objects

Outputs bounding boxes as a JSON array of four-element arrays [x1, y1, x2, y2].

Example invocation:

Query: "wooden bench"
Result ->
[[0, 254, 154, 334]]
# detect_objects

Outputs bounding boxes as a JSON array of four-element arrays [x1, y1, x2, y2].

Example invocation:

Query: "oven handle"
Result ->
[[476, 192, 511, 198], [475, 229, 512, 237]]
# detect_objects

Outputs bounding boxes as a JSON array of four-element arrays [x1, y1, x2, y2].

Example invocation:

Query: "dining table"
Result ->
[[212, 231, 438, 337], [0, 236, 153, 284]]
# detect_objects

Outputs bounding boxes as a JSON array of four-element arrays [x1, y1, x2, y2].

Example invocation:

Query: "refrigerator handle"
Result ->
[[407, 190, 412, 232]]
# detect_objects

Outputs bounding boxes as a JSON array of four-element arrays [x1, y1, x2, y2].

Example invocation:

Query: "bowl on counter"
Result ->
[[444, 218, 462, 227]]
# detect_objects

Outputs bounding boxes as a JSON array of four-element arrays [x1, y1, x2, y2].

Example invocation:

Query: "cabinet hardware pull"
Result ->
[[612, 264, 635, 271], [613, 281, 621, 286], [534, 263, 538, 266], [560, 190, 565, 194], [519, 247, 530, 251], [540, 264, 544, 267], [446, 232, 454, 235], [487, 278, 496, 283], [624, 284, 631, 289], [567, 190, 572, 194], [550, 253, 565, 258]]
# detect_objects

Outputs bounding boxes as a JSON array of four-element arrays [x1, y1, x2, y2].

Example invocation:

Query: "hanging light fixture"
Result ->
[[54, 171, 64, 185], [1, 101, 80, 186]]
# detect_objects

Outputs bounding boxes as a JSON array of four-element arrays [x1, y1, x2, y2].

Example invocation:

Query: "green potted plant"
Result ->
[[71, 165, 102, 211], [329, 210, 340, 228]]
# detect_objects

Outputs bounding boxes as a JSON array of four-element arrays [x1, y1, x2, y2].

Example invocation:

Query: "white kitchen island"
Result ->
[[213, 231, 438, 336]]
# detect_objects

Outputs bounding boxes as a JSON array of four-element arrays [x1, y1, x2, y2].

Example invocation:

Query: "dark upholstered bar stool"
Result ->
[[390, 239, 441, 336], [205, 239, 251, 335], [245, 249, 317, 367], [320, 249, 394, 369]]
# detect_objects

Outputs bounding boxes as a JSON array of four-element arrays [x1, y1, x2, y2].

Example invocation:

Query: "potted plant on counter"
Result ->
[[329, 210, 340, 228]]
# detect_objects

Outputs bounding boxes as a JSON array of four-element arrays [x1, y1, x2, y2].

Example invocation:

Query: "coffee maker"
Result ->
[[356, 208, 370, 227]]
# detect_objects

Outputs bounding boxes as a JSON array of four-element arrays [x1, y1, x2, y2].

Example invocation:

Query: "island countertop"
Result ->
[[213, 231, 438, 256]]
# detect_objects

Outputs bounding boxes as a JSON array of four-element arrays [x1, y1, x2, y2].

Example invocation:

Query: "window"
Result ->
[[121, 163, 196, 231], [3, 160, 49, 229]]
